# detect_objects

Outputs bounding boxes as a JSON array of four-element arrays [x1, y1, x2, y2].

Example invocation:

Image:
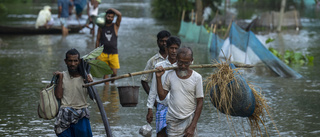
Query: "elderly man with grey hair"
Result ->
[[155, 47, 204, 137]]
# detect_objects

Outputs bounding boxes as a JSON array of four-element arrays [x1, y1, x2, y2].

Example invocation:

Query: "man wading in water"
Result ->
[[141, 30, 171, 95], [54, 48, 93, 137], [156, 47, 204, 137], [146, 36, 181, 137], [95, 8, 122, 85]]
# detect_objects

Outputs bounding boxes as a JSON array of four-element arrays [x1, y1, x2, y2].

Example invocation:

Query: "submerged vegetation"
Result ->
[[266, 38, 314, 65]]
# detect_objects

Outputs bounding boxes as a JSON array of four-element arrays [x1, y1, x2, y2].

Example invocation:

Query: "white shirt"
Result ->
[[163, 70, 203, 119], [203, 6, 212, 21], [35, 9, 51, 29], [88, 1, 98, 16], [146, 59, 176, 109], [140, 52, 166, 82]]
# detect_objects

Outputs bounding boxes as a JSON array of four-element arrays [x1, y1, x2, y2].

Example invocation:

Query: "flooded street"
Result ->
[[0, 0, 320, 136]]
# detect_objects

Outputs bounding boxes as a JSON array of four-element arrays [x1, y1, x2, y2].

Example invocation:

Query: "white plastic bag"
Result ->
[[139, 123, 152, 137]]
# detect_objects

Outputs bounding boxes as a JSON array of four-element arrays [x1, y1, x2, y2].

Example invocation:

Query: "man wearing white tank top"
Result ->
[[85, 0, 100, 36]]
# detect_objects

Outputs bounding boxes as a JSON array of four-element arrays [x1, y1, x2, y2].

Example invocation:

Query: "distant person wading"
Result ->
[[95, 8, 122, 85]]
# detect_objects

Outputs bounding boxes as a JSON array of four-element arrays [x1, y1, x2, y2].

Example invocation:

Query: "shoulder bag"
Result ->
[[38, 75, 60, 120]]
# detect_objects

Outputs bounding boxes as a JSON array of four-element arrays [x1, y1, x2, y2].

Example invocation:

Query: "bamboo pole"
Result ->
[[224, 19, 232, 39], [277, 0, 286, 32], [215, 9, 219, 18], [181, 9, 186, 21], [213, 24, 217, 33], [191, 9, 194, 23], [210, 24, 213, 33], [195, 13, 198, 24], [201, 18, 205, 26], [83, 63, 254, 87], [294, 9, 299, 31]]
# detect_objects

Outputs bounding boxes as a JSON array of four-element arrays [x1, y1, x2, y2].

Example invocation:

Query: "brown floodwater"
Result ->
[[0, 0, 320, 136]]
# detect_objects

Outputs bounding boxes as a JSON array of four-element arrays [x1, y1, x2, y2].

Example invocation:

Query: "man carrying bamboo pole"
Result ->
[[156, 47, 203, 137], [141, 30, 171, 95], [146, 36, 181, 137]]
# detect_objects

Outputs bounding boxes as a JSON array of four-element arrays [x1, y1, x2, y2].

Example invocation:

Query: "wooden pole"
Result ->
[[195, 0, 203, 25], [213, 24, 217, 33], [181, 9, 186, 21], [83, 63, 254, 87], [210, 24, 214, 33], [215, 9, 219, 18], [201, 18, 205, 26], [195, 13, 198, 24], [191, 9, 194, 23], [294, 9, 299, 31], [277, 0, 286, 32], [224, 19, 232, 39]]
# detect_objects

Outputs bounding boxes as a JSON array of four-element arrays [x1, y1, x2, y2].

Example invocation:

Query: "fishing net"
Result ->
[[208, 33, 225, 60], [178, 21, 210, 44], [177, 20, 189, 37]]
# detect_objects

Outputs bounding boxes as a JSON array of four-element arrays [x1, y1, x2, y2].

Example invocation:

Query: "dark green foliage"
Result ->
[[0, 3, 7, 15], [151, 0, 194, 19], [234, 0, 297, 10], [82, 46, 113, 78], [265, 38, 275, 44], [151, 0, 222, 20], [88, 60, 113, 78]]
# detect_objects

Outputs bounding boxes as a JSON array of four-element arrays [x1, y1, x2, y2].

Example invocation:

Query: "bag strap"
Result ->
[[50, 74, 58, 86]]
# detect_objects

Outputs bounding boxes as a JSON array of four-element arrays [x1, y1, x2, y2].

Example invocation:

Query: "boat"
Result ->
[[0, 25, 83, 35]]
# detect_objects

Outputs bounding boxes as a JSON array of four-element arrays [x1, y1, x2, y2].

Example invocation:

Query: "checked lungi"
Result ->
[[156, 103, 168, 133]]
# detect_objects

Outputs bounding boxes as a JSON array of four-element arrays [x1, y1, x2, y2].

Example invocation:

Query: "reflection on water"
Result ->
[[0, 0, 320, 137], [101, 85, 120, 124]]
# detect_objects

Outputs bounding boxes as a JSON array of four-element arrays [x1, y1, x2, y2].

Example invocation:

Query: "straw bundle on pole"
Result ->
[[205, 60, 279, 137]]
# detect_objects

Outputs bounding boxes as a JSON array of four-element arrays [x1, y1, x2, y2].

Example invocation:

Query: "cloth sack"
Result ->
[[95, 13, 105, 27], [38, 75, 60, 120]]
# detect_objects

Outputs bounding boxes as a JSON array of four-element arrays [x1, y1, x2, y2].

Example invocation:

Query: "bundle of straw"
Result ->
[[205, 61, 279, 136]]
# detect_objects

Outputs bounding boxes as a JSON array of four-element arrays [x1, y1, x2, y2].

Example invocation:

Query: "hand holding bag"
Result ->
[[38, 75, 60, 120]]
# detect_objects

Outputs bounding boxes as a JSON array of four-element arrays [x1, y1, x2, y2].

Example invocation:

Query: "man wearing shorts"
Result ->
[[95, 8, 122, 84], [58, 0, 73, 36]]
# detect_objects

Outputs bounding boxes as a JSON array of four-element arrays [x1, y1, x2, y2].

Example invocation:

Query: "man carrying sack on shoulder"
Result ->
[[54, 48, 93, 137]]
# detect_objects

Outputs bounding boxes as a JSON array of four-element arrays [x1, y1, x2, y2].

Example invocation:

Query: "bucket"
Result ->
[[117, 86, 140, 107]]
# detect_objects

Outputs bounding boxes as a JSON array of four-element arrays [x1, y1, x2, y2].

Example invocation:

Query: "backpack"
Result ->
[[38, 75, 60, 120]]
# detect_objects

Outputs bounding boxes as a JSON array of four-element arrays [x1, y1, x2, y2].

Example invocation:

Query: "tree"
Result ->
[[151, 0, 222, 21]]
